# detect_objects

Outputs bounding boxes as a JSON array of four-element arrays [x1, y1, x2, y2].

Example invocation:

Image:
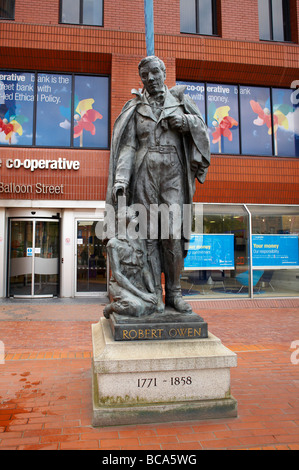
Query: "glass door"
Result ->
[[8, 219, 60, 298], [76, 220, 107, 294]]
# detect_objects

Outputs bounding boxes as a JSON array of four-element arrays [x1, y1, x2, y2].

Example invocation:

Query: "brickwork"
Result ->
[[15, 0, 59, 24], [0, 300, 299, 450], [221, 0, 260, 41], [0, 0, 298, 205]]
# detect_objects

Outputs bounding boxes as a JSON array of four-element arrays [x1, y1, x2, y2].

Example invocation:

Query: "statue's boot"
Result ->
[[162, 239, 193, 314], [146, 240, 165, 313]]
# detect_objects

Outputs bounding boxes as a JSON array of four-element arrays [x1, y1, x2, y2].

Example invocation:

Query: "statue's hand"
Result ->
[[142, 293, 158, 305], [168, 114, 183, 130], [112, 182, 128, 203]]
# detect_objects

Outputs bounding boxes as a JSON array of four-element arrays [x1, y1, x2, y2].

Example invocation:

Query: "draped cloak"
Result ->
[[104, 85, 211, 246]]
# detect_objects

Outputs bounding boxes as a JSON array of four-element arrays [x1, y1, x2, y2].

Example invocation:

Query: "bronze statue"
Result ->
[[104, 206, 158, 318], [105, 56, 210, 317]]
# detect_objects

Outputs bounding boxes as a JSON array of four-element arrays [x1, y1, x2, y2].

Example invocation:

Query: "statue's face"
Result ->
[[139, 60, 166, 95]]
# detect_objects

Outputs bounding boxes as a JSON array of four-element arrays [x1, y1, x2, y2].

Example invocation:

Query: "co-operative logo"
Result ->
[[0, 341, 4, 365]]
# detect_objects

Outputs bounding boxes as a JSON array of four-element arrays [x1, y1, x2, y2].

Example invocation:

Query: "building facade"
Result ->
[[0, 0, 298, 300]]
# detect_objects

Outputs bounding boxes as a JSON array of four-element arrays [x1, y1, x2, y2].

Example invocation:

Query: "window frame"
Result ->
[[0, 0, 15, 20], [59, 0, 104, 27], [0, 70, 110, 150], [258, 0, 291, 42], [180, 0, 218, 36], [176, 80, 299, 158]]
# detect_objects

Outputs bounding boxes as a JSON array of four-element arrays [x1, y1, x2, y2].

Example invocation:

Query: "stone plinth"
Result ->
[[109, 308, 208, 341], [92, 318, 237, 427]]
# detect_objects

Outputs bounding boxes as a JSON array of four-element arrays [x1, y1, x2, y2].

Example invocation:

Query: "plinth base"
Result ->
[[92, 318, 238, 427], [109, 308, 208, 341]]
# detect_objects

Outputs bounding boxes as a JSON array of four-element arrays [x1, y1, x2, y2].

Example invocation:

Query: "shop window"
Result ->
[[182, 204, 251, 299], [76, 220, 107, 294], [176, 81, 299, 158], [36, 74, 72, 147], [74, 75, 109, 148], [272, 88, 299, 157], [181, 204, 299, 300], [0, 0, 15, 19], [176, 80, 206, 120], [0, 71, 109, 149], [60, 0, 103, 26], [240, 86, 273, 156], [248, 205, 299, 298], [258, 0, 291, 41], [180, 0, 217, 35], [206, 84, 240, 155], [0, 72, 34, 146]]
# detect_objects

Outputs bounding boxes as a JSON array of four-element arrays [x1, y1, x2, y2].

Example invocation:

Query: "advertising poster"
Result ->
[[36, 73, 72, 147], [252, 234, 299, 268], [73, 75, 109, 149], [0, 71, 110, 149], [184, 234, 235, 270], [240, 85, 273, 156], [271, 88, 299, 158], [206, 84, 240, 154], [0, 72, 34, 146], [176, 80, 205, 121]]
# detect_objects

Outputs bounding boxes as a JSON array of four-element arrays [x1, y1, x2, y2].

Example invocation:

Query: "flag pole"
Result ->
[[144, 0, 155, 56]]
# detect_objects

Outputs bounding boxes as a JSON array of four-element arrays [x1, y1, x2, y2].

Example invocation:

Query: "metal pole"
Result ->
[[144, 0, 155, 56], [244, 205, 253, 298]]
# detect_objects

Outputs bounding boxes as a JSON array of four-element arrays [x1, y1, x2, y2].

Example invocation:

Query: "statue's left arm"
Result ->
[[168, 108, 210, 184]]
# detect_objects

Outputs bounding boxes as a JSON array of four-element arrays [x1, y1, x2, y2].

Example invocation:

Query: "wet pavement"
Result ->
[[0, 298, 299, 450]]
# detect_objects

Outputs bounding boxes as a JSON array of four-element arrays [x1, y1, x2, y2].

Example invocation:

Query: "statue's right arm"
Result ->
[[113, 115, 137, 202]]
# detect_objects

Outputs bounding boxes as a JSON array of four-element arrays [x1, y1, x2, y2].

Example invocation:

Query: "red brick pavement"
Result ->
[[0, 298, 299, 450]]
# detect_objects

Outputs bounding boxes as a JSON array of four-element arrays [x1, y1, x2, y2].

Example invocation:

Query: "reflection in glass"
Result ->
[[36, 73, 72, 147], [272, 0, 285, 41], [198, 0, 213, 35], [61, 0, 80, 24], [180, 0, 216, 35], [258, 0, 271, 40], [0, 72, 34, 146], [9, 221, 33, 297], [207, 84, 240, 154], [74, 75, 109, 148], [258, 0, 290, 41], [0, 0, 15, 19], [34, 222, 59, 296], [248, 205, 299, 298], [180, 0, 197, 33], [83, 0, 103, 25], [77, 221, 107, 293], [272, 88, 299, 157], [9, 220, 60, 297], [182, 204, 250, 299]]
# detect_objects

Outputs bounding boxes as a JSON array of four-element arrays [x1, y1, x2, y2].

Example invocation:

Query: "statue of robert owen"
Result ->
[[104, 56, 210, 317]]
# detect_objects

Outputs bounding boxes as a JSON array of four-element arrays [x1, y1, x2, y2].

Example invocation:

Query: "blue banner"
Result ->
[[252, 234, 299, 268], [184, 234, 235, 270]]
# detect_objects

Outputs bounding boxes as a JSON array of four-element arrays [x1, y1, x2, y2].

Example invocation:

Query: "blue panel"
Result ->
[[144, 0, 155, 56], [252, 234, 299, 268], [184, 234, 235, 270]]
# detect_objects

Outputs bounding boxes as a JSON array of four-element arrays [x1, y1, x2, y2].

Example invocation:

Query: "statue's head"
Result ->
[[138, 56, 166, 96]]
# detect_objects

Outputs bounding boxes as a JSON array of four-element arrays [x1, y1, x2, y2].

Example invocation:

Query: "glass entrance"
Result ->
[[8, 219, 60, 298], [76, 220, 107, 294]]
